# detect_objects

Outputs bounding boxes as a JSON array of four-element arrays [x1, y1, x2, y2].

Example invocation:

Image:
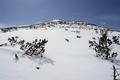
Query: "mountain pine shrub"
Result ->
[[20, 39, 48, 57], [89, 30, 119, 61], [7, 36, 48, 57]]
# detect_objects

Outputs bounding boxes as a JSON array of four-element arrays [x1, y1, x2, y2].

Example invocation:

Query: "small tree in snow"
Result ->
[[89, 30, 119, 60], [6, 36, 48, 57], [20, 39, 48, 57]]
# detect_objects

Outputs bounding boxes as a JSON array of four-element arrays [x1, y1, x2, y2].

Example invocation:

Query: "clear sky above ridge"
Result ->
[[0, 0, 120, 29]]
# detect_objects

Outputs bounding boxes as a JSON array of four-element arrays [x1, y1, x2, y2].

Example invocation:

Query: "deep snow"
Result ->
[[0, 26, 120, 80]]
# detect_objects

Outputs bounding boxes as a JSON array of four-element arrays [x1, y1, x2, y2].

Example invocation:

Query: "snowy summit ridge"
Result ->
[[0, 19, 103, 30]]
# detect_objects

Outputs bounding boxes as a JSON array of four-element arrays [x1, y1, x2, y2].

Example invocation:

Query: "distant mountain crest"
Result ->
[[0, 19, 109, 32]]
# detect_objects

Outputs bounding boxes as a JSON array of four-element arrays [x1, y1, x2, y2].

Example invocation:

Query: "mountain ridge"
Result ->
[[0, 19, 119, 33]]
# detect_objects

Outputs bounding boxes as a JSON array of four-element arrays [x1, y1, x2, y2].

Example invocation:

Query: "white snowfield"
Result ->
[[0, 22, 120, 80]]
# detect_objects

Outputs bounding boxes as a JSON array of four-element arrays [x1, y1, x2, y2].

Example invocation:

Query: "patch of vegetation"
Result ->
[[20, 39, 48, 57], [8, 36, 19, 46], [89, 30, 119, 61], [65, 38, 69, 42], [76, 35, 81, 38], [0, 27, 18, 33], [0, 36, 48, 57]]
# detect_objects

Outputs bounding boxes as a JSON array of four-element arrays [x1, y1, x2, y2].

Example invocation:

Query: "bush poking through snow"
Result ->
[[0, 27, 18, 33], [20, 39, 48, 57], [76, 35, 81, 38], [0, 43, 7, 47], [112, 65, 120, 80], [36, 67, 40, 70], [65, 38, 69, 42], [15, 54, 19, 61], [1, 36, 48, 57], [8, 36, 19, 46], [112, 36, 120, 45], [89, 30, 119, 61]]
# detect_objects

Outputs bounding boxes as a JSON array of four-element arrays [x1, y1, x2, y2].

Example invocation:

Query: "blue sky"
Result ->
[[0, 0, 120, 29]]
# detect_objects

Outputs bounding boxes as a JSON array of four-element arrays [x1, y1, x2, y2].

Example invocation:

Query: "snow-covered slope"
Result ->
[[0, 20, 120, 80]]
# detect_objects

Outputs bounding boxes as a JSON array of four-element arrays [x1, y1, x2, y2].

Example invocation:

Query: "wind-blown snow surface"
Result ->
[[0, 27, 120, 80]]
